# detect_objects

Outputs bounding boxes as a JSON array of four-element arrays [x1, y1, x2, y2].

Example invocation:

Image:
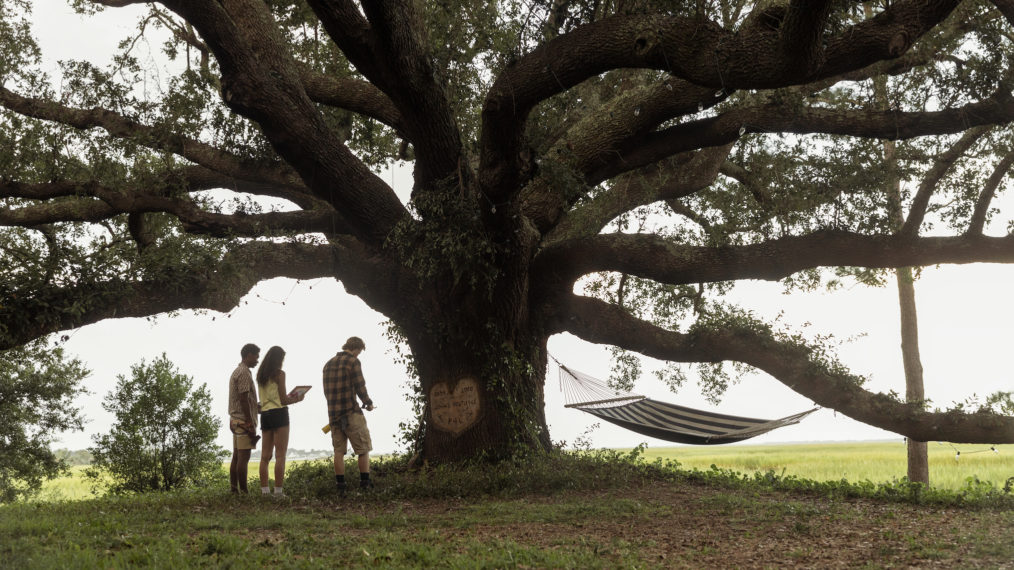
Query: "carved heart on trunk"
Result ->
[[430, 377, 481, 436]]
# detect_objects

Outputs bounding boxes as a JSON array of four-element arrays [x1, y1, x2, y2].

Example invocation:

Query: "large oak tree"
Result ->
[[3, 0, 1014, 461]]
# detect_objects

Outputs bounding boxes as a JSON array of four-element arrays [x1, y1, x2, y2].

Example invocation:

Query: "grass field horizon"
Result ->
[[34, 440, 1013, 502], [638, 440, 1014, 491]]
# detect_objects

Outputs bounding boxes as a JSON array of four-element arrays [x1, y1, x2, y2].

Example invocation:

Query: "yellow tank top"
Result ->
[[260, 376, 283, 412]]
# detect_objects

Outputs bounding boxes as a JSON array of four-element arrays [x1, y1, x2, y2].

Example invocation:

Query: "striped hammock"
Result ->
[[559, 363, 818, 445]]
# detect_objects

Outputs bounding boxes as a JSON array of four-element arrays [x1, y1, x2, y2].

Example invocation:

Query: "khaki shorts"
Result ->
[[331, 413, 372, 456], [231, 419, 257, 450]]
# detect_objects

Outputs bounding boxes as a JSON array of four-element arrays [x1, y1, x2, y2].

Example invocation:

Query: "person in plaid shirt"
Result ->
[[323, 336, 374, 492]]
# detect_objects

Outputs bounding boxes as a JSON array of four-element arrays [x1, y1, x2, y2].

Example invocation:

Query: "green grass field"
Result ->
[[35, 441, 1014, 502], [637, 440, 1014, 490], [6, 449, 1013, 569]]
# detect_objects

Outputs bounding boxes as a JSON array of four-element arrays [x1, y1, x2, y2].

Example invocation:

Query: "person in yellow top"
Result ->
[[255, 346, 306, 496]]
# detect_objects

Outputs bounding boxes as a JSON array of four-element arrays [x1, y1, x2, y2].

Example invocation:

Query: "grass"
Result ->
[[36, 466, 96, 502], [636, 440, 1014, 490], [35, 441, 1014, 501], [4, 449, 1014, 569]]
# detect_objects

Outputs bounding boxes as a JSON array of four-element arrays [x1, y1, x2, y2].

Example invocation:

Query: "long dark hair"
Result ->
[[256, 345, 285, 388]]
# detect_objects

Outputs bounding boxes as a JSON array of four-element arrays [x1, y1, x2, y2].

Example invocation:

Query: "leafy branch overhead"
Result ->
[[3, 0, 1014, 458]]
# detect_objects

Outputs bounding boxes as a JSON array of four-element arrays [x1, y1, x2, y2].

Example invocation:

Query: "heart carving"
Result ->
[[430, 377, 481, 436]]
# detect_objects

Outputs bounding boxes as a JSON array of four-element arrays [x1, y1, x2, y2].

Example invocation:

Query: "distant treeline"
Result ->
[[249, 449, 333, 461], [55, 449, 93, 466], [53, 448, 334, 465]]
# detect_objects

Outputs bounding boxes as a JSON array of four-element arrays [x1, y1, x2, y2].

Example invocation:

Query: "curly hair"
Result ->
[[342, 337, 366, 351]]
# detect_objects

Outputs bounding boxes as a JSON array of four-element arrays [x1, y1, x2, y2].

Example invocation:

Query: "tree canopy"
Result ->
[[2, 0, 1014, 461]]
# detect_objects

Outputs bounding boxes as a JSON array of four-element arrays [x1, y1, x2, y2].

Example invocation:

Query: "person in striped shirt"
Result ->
[[323, 336, 375, 493]]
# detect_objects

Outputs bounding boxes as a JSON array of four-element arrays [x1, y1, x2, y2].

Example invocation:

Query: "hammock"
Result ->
[[559, 363, 818, 445]]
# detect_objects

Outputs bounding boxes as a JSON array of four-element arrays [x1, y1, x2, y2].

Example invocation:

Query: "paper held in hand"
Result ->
[[288, 385, 312, 398]]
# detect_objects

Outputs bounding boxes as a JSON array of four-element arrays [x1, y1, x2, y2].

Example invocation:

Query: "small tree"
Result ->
[[87, 354, 226, 494], [0, 340, 88, 503]]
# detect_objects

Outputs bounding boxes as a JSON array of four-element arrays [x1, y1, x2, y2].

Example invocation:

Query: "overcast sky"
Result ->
[[22, 1, 1014, 456]]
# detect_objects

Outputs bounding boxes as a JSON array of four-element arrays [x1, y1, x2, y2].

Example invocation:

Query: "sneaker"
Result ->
[[359, 479, 374, 490], [336, 482, 347, 496]]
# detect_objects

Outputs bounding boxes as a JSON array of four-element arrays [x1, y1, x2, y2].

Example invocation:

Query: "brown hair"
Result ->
[[256, 345, 286, 388], [342, 337, 365, 351]]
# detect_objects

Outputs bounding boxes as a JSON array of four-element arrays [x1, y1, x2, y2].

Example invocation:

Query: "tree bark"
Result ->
[[896, 266, 929, 485], [873, 27, 930, 481], [406, 330, 552, 462], [884, 142, 930, 484]]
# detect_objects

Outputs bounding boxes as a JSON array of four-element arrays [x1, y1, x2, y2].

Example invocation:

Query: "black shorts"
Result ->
[[260, 407, 289, 430]]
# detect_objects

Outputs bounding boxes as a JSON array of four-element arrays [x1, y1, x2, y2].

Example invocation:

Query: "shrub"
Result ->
[[86, 354, 227, 494], [0, 341, 88, 503]]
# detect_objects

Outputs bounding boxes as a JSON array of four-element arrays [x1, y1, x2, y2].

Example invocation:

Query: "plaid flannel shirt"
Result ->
[[323, 350, 373, 427]]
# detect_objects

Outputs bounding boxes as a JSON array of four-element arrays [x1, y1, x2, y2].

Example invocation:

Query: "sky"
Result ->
[[20, 1, 1014, 457]]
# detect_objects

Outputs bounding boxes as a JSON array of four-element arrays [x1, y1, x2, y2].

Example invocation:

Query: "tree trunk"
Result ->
[[883, 137, 930, 486], [896, 266, 929, 485], [867, 35, 932, 484], [401, 322, 553, 463]]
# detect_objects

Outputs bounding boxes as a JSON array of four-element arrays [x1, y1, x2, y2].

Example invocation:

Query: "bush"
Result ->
[[0, 341, 88, 503], [87, 354, 227, 494]]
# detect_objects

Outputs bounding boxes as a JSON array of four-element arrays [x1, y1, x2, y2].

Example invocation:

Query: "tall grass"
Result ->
[[35, 466, 96, 502], [637, 440, 1014, 490]]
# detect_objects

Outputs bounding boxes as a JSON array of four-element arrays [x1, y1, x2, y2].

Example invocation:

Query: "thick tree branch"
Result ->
[[299, 71, 405, 132], [520, 77, 727, 232], [308, 0, 462, 193], [992, 0, 1014, 26], [588, 90, 1014, 184], [543, 145, 733, 245], [177, 166, 325, 207], [718, 160, 771, 204], [0, 241, 335, 351], [90, 0, 148, 6], [522, 41, 953, 235], [900, 126, 991, 236], [303, 0, 375, 68], [0, 181, 351, 237], [0, 87, 317, 207], [967, 149, 1014, 235], [778, 0, 836, 76], [537, 230, 1014, 288], [153, 0, 409, 245], [1, 169, 321, 210], [357, 0, 463, 190], [481, 1, 960, 203], [550, 294, 1013, 443]]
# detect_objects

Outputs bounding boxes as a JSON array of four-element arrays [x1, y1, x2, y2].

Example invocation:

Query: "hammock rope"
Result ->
[[556, 360, 818, 445]]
